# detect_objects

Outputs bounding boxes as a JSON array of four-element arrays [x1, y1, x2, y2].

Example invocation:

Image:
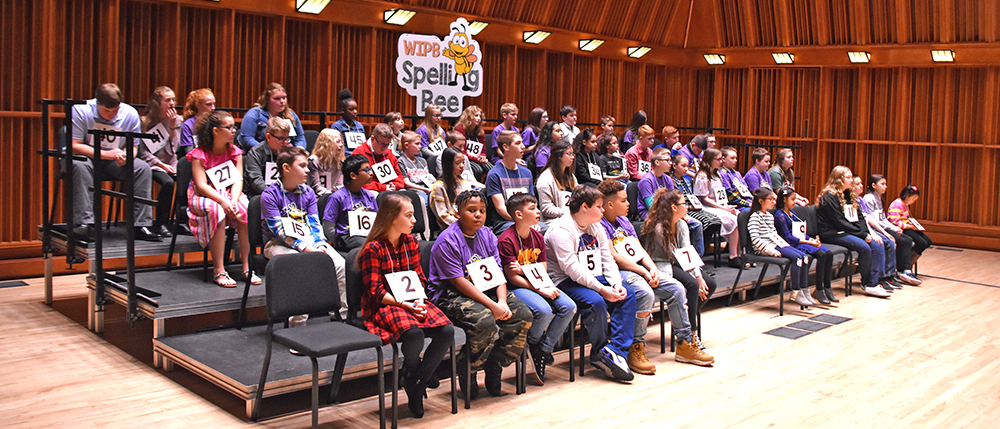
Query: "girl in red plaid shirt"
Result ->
[[358, 194, 454, 418]]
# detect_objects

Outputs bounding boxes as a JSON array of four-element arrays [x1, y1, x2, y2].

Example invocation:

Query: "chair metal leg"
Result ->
[[310, 356, 320, 429], [568, 312, 576, 382], [237, 266, 253, 330], [391, 343, 399, 429], [777, 264, 791, 317], [251, 336, 273, 421], [450, 343, 457, 414], [728, 266, 746, 306], [463, 345, 471, 409], [750, 264, 770, 300], [376, 347, 386, 429], [659, 300, 666, 354], [578, 319, 586, 378], [166, 227, 178, 271], [328, 354, 348, 404]]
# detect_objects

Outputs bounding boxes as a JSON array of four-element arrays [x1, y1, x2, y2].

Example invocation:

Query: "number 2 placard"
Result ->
[[385, 270, 426, 302], [206, 160, 239, 190], [467, 257, 504, 292], [265, 161, 279, 186]]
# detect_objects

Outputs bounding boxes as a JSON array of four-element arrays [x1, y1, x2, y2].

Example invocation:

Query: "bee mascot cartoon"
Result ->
[[442, 21, 478, 91]]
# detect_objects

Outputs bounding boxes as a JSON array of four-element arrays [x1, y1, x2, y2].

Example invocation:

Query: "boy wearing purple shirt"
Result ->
[[743, 148, 773, 191], [636, 148, 675, 218], [489, 103, 520, 163], [678, 134, 708, 177], [428, 189, 531, 398], [718, 146, 752, 211], [322, 154, 378, 251]]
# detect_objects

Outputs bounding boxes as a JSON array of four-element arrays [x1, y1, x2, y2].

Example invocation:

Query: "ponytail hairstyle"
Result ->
[[440, 147, 463, 203], [775, 186, 797, 211], [573, 127, 596, 156], [337, 88, 356, 112], [140, 86, 175, 128], [773, 148, 795, 185], [699, 148, 722, 179], [899, 184, 920, 200], [866, 173, 885, 198], [750, 187, 774, 213], [420, 104, 445, 141], [625, 110, 647, 136], [182, 88, 215, 120]]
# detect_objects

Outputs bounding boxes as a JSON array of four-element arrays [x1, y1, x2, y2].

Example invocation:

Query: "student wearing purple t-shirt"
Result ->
[[489, 103, 520, 163], [678, 134, 708, 177], [718, 146, 752, 211], [497, 193, 575, 385], [262, 147, 347, 312], [743, 148, 773, 192], [322, 154, 379, 252], [428, 190, 531, 398], [636, 148, 675, 218], [179, 88, 215, 157]]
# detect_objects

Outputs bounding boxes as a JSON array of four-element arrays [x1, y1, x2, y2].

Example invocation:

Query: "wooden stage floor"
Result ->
[[2, 246, 999, 428]]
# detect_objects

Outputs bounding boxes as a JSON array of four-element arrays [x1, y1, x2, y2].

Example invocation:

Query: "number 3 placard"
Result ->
[[467, 257, 504, 292], [521, 263, 555, 290], [673, 245, 704, 271], [348, 210, 374, 236], [206, 160, 239, 190], [385, 270, 426, 302]]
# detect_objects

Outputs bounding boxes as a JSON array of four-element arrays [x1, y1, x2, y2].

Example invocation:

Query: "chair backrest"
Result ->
[[247, 195, 263, 247], [375, 190, 426, 236], [316, 192, 332, 219], [265, 252, 341, 321], [626, 181, 640, 221], [173, 158, 193, 216], [419, 240, 433, 275], [737, 210, 753, 254], [792, 205, 818, 237], [427, 153, 440, 178], [342, 247, 364, 324], [304, 129, 320, 154]]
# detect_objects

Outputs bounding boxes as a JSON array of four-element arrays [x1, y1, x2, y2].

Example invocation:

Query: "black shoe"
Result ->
[[813, 289, 831, 305], [543, 352, 554, 365], [483, 360, 506, 397], [528, 343, 546, 385], [176, 223, 193, 236], [727, 257, 744, 269], [458, 370, 479, 400], [154, 224, 171, 237], [825, 288, 840, 303], [134, 227, 162, 242], [71, 225, 95, 242], [402, 370, 425, 418], [425, 376, 440, 389]]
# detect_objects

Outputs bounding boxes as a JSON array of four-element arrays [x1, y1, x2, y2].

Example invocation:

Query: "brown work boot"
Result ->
[[627, 342, 656, 375], [675, 337, 715, 367]]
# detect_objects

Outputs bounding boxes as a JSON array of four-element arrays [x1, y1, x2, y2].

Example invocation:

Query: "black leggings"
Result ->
[[903, 229, 932, 255], [672, 265, 717, 333], [886, 229, 914, 271], [808, 247, 833, 290], [400, 324, 455, 383], [151, 169, 175, 226]]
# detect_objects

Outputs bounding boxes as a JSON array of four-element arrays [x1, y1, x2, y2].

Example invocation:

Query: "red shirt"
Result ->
[[352, 137, 405, 192]]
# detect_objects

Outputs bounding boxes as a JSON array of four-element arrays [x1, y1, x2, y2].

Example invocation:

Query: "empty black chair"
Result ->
[[237, 195, 268, 328], [626, 182, 640, 222], [304, 129, 320, 154], [729, 210, 795, 316], [251, 252, 386, 429], [427, 153, 440, 179]]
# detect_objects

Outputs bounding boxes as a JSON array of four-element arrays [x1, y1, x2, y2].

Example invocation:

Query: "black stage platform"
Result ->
[[154, 323, 467, 419], [40, 223, 205, 261]]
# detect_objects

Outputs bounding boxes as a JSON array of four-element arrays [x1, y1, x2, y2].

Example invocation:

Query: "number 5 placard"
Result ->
[[385, 270, 426, 302], [467, 257, 504, 292], [348, 210, 374, 236], [521, 263, 554, 290], [673, 245, 704, 271]]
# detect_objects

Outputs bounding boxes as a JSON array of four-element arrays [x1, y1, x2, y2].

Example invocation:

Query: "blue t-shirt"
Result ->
[[637, 171, 675, 218], [427, 222, 501, 302], [485, 162, 534, 226], [71, 99, 141, 149]]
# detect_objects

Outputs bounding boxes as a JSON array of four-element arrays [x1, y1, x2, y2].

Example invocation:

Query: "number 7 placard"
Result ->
[[385, 270, 426, 302], [673, 245, 704, 271], [467, 257, 504, 292]]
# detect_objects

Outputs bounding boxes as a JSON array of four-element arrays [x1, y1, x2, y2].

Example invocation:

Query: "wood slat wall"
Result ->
[[1, 0, 999, 274]]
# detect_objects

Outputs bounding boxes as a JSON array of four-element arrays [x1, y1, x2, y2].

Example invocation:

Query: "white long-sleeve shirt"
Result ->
[[749, 211, 789, 255], [544, 215, 621, 291]]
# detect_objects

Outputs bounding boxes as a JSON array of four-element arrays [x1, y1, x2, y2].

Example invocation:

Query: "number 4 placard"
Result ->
[[385, 271, 426, 302], [467, 257, 504, 292], [673, 245, 704, 271], [521, 263, 554, 290]]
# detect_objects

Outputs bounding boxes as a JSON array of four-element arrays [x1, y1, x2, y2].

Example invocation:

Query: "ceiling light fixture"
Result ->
[[467, 21, 489, 36], [771, 52, 795, 64], [523, 30, 551, 44], [931, 49, 955, 62], [295, 0, 330, 14], [627, 46, 651, 58], [847, 51, 871, 63], [383, 8, 416, 26], [704, 54, 726, 65], [579, 39, 605, 52]]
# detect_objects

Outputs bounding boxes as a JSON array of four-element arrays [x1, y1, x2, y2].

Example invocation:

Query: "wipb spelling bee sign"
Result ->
[[396, 18, 483, 116]]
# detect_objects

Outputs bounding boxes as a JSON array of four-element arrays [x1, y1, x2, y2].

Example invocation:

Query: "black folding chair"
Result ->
[[793, 205, 854, 296], [237, 195, 267, 329], [729, 210, 795, 316], [251, 252, 386, 429]]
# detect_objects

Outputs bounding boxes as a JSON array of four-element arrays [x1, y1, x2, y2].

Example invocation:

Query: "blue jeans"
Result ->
[[510, 287, 577, 354], [687, 218, 705, 256], [775, 246, 810, 291], [649, 272, 692, 341], [826, 234, 884, 287], [620, 270, 655, 343], [559, 276, 637, 359], [872, 231, 896, 279]]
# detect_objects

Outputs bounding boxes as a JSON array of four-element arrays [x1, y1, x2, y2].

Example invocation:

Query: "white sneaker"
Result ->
[[863, 285, 891, 298]]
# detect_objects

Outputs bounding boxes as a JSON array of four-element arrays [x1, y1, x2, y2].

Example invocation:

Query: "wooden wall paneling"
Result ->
[[596, 58, 620, 123], [329, 24, 369, 117], [513, 47, 545, 114], [284, 19, 334, 124], [773, 0, 791, 47]]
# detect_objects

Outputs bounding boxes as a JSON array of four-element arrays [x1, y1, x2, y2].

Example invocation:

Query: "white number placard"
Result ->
[[143, 122, 169, 154], [638, 160, 652, 175], [467, 257, 504, 292], [461, 169, 475, 182], [93, 123, 122, 150], [504, 187, 528, 199], [428, 138, 447, 154], [465, 140, 484, 158], [713, 186, 728, 203], [588, 163, 603, 181], [673, 245, 704, 271], [578, 249, 603, 277], [792, 221, 808, 241], [844, 205, 859, 223], [734, 180, 751, 198], [265, 161, 279, 186], [206, 160, 239, 190], [686, 194, 704, 210], [316, 172, 333, 190], [191, 134, 199, 148], [419, 173, 437, 188], [692, 158, 701, 172], [909, 218, 925, 231], [281, 217, 309, 241], [345, 132, 366, 150], [282, 118, 297, 137], [372, 159, 398, 184], [522, 262, 555, 291], [614, 236, 647, 264], [560, 190, 573, 208], [348, 210, 374, 236], [385, 270, 426, 302]]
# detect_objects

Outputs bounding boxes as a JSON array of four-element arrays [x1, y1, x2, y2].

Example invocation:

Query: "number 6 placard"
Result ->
[[673, 245, 704, 271], [385, 270, 426, 302], [467, 257, 504, 292], [613, 236, 647, 263], [521, 263, 555, 290]]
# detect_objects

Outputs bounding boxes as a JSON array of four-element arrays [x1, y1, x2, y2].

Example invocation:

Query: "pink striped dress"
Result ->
[[185, 145, 249, 247]]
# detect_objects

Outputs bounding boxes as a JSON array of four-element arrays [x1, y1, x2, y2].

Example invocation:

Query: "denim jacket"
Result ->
[[237, 106, 306, 150]]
